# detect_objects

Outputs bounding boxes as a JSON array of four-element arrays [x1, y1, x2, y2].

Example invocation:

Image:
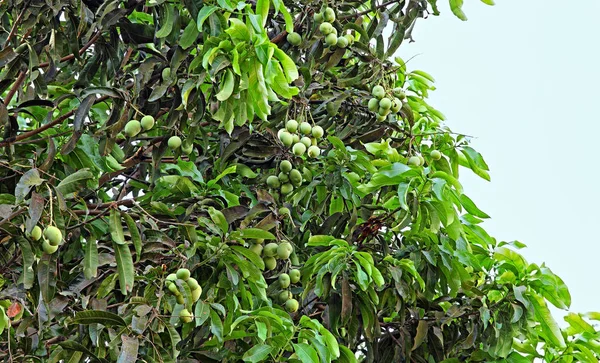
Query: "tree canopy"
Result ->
[[1, 0, 599, 362]]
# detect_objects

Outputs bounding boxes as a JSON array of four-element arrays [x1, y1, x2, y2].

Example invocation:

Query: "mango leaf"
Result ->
[[56, 169, 94, 196], [71, 310, 126, 326], [293, 343, 319, 363], [242, 344, 272, 362], [113, 242, 135, 295]]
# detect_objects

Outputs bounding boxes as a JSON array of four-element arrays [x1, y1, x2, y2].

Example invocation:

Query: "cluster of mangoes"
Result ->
[[165, 268, 201, 323], [123, 115, 193, 154], [275, 269, 301, 313], [368, 85, 407, 122], [408, 149, 442, 167], [314, 7, 355, 48], [248, 239, 294, 271], [28, 225, 62, 255], [277, 120, 324, 158], [266, 160, 312, 197]]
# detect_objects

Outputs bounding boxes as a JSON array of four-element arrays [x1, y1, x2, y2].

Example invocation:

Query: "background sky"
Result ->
[[398, 0, 600, 319]]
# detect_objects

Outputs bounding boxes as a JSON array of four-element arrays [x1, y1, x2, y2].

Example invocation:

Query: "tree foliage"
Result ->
[[0, 0, 599, 362]]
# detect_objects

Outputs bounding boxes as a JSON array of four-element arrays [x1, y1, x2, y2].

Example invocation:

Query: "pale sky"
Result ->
[[399, 1, 600, 318]]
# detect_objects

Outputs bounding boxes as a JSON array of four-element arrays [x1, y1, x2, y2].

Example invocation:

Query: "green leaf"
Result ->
[[226, 18, 250, 41], [412, 320, 428, 351], [242, 344, 272, 362], [117, 335, 139, 363], [564, 312, 595, 334], [156, 4, 174, 38], [180, 19, 200, 49], [195, 300, 211, 326], [216, 69, 235, 101], [231, 245, 265, 271], [319, 327, 340, 358], [459, 194, 490, 218], [17, 237, 34, 289], [449, 0, 468, 20], [15, 169, 44, 203], [338, 345, 358, 363], [273, 47, 299, 82], [122, 213, 142, 262], [235, 228, 276, 240], [293, 343, 319, 363], [83, 237, 98, 279], [197, 5, 218, 31], [109, 209, 125, 245], [113, 242, 135, 295], [71, 310, 126, 326], [255, 0, 269, 27], [530, 293, 566, 349], [56, 169, 94, 196], [210, 308, 224, 342], [208, 207, 229, 234]]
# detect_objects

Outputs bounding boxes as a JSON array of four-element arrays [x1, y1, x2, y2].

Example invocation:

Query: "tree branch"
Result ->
[[37, 31, 102, 68], [3, 70, 27, 106]]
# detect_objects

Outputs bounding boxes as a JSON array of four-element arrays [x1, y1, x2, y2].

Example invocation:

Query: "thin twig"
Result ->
[[4, 71, 27, 106]]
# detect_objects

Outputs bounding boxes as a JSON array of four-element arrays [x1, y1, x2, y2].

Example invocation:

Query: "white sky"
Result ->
[[399, 0, 600, 318]]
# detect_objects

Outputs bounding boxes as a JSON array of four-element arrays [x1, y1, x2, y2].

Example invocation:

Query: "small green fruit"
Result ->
[[176, 268, 191, 281], [166, 273, 177, 281], [289, 269, 301, 283], [249, 243, 263, 256], [281, 183, 294, 195], [391, 98, 402, 113], [372, 85, 385, 99], [124, 120, 142, 137], [314, 12, 323, 23], [267, 175, 281, 188], [319, 22, 333, 35], [263, 243, 279, 257], [292, 143, 306, 156], [286, 120, 299, 133], [263, 257, 277, 270], [408, 156, 421, 166], [176, 294, 185, 305], [376, 114, 387, 122], [289, 169, 303, 186], [279, 290, 292, 303], [279, 273, 291, 288], [140, 115, 155, 130], [279, 207, 290, 215], [344, 33, 355, 45], [179, 308, 193, 323], [393, 87, 406, 99], [431, 150, 442, 160], [42, 239, 58, 254], [300, 136, 312, 148], [279, 131, 294, 147], [292, 134, 300, 143], [30, 225, 42, 241], [181, 143, 194, 155], [379, 98, 392, 110], [168, 283, 179, 295], [44, 226, 62, 246], [378, 107, 391, 116], [277, 241, 293, 259], [285, 298, 299, 313], [324, 7, 336, 22], [299, 122, 312, 135], [307, 146, 320, 158], [256, 238, 265, 244], [287, 32, 302, 46], [278, 172, 289, 183], [368, 98, 379, 112], [187, 277, 200, 290], [191, 286, 202, 301], [168, 136, 182, 149], [162, 67, 171, 80], [336, 36, 349, 48], [418, 155, 425, 166], [311, 125, 324, 139], [280, 160, 292, 173], [325, 33, 337, 46]]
